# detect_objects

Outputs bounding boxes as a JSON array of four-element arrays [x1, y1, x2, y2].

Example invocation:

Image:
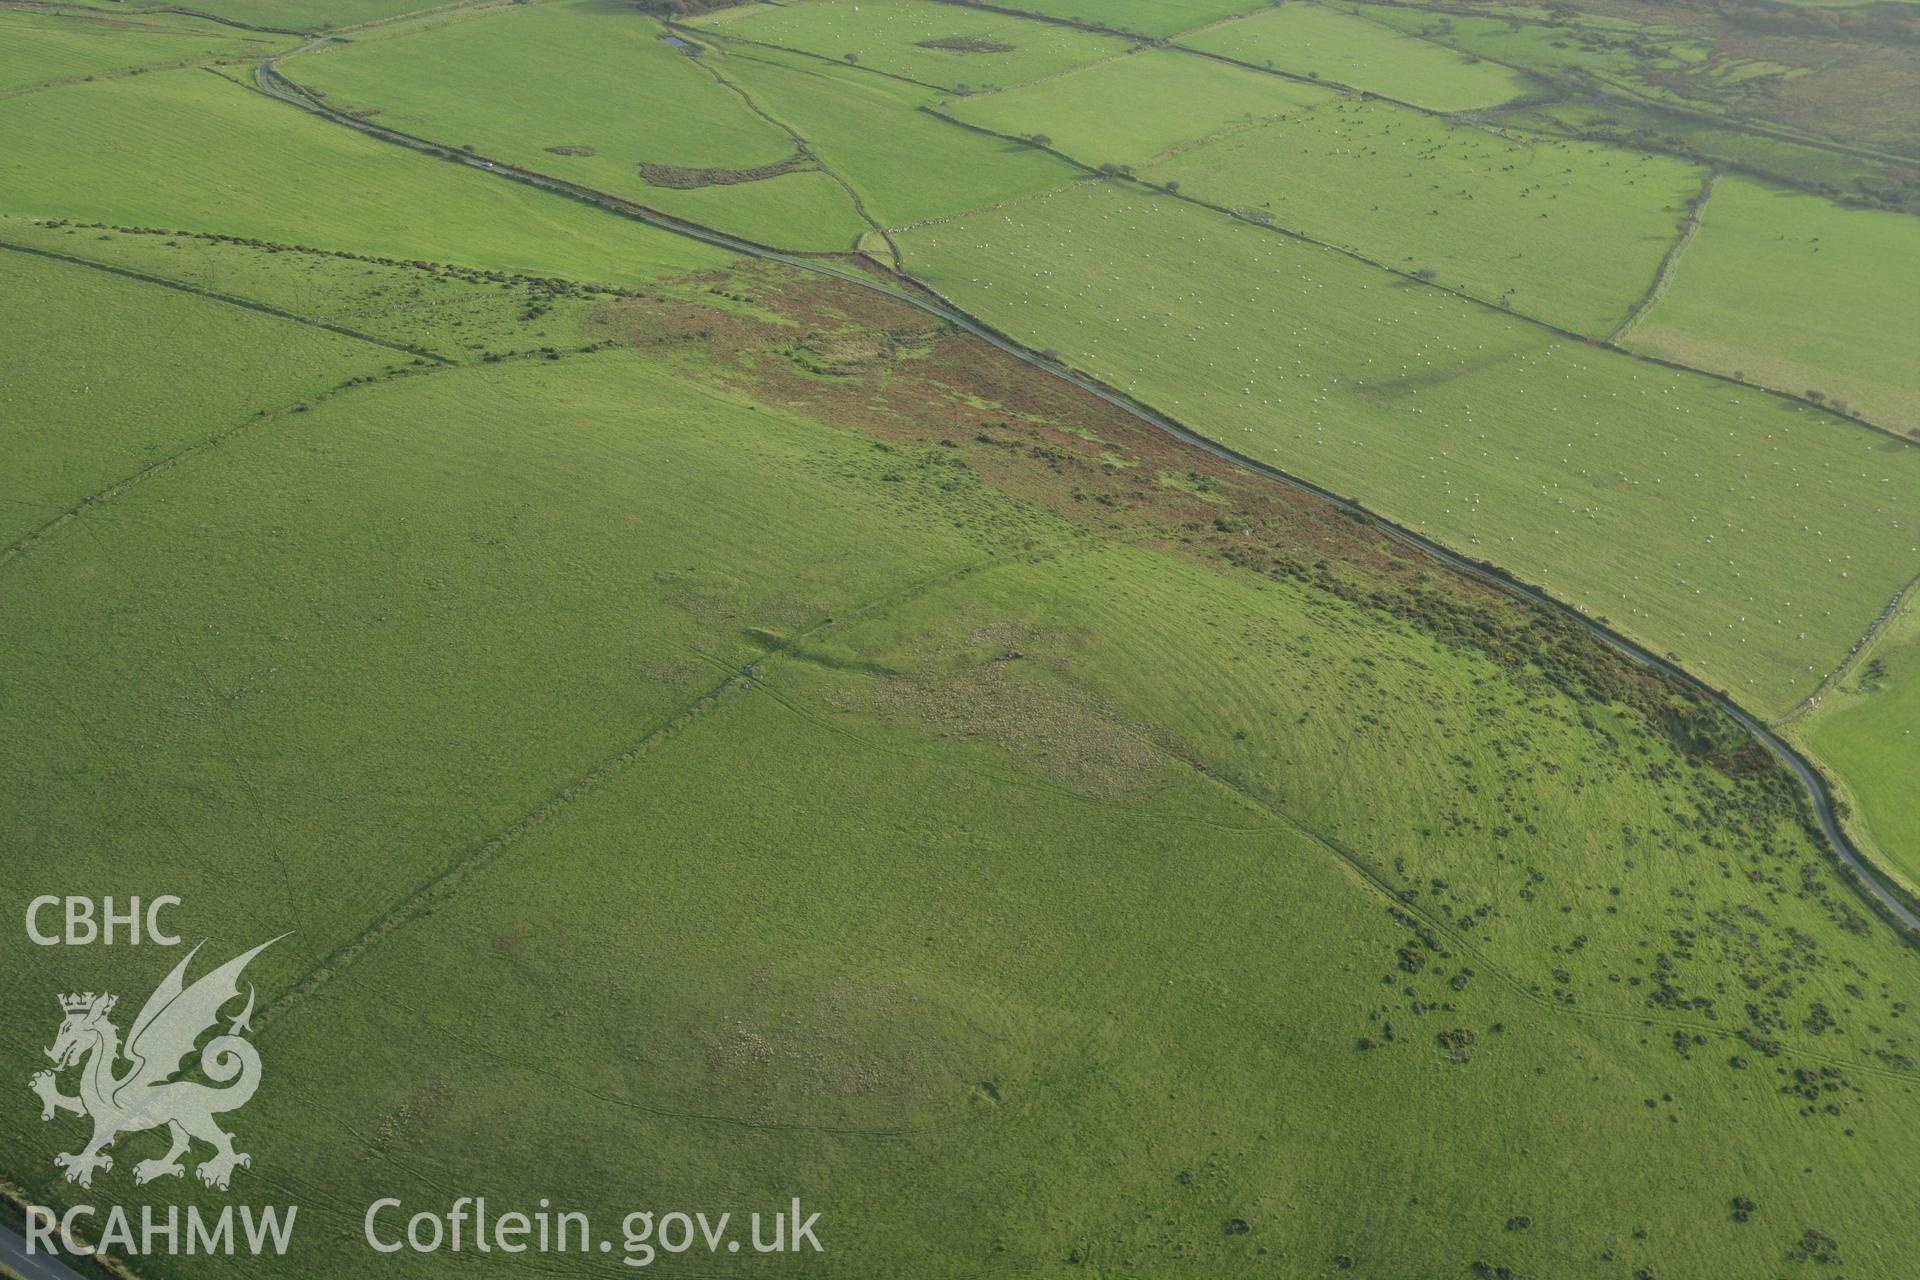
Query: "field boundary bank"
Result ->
[[1346, 0, 1920, 174], [4, 215, 641, 304], [287, 2, 1910, 442], [257, 49, 861, 262], [908, 101, 1914, 446], [0, 45, 291, 101], [0, 361, 450, 571], [680, 40, 895, 262], [252, 33, 1920, 941], [1779, 573, 1920, 730], [665, 19, 948, 95], [1608, 169, 1717, 344], [922, 0, 1266, 47], [0, 237, 451, 360], [253, 539, 1072, 1032], [733, 581, 1920, 1089]]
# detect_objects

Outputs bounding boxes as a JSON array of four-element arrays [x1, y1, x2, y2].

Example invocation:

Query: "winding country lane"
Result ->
[[250, 44, 1920, 940]]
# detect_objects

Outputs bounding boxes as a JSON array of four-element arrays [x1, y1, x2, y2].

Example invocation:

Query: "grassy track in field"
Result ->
[[686, 0, 1125, 92], [1181, 1, 1536, 111], [1148, 96, 1708, 338], [937, 46, 1334, 165], [1624, 175, 1920, 436], [889, 182, 1920, 716], [0, 68, 730, 285]]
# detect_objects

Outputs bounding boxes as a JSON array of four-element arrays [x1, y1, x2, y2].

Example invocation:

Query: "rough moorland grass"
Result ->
[[938, 45, 1333, 165], [0, 68, 731, 286], [251, 587, 1920, 1279], [1624, 175, 1920, 435], [1354, 0, 1920, 162], [688, 0, 1125, 92], [709, 44, 1081, 229], [1353, 2, 1698, 94], [6, 305, 1918, 1277], [1181, 1, 1536, 111], [1149, 96, 1707, 337], [0, 246, 395, 546], [287, 0, 870, 252], [0, 8, 282, 91], [890, 183, 1920, 716], [1799, 593, 1920, 884], [980, 0, 1267, 38]]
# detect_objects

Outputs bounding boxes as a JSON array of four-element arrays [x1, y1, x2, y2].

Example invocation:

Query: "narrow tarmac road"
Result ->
[[253, 47, 1920, 940], [0, 1217, 93, 1280]]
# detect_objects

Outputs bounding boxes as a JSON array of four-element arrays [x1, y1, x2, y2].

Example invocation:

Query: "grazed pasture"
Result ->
[[1624, 175, 1920, 435], [1149, 96, 1707, 337], [890, 182, 1920, 716]]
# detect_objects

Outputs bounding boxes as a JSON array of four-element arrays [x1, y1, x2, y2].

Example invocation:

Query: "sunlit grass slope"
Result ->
[[890, 182, 1920, 715], [1182, 1, 1535, 110], [1150, 96, 1707, 337], [0, 68, 731, 284], [939, 46, 1333, 165], [4, 303, 1917, 1277], [0, 246, 396, 546], [288, 1, 869, 251], [1625, 175, 1920, 436]]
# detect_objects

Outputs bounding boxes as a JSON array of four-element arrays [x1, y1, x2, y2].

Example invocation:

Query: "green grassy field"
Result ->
[[1181, 1, 1537, 111], [0, 213, 623, 359], [4, 4, 1918, 1275], [687, 0, 1124, 92], [1351, 3, 1702, 97], [1352, 0, 1920, 169], [0, 245, 400, 547], [888, 182, 1920, 716], [938, 46, 1334, 166], [0, 67, 732, 285], [1799, 591, 1920, 884], [0, 345, 1007, 1004], [0, 7, 286, 92], [7, 258, 1920, 1278], [982, 0, 1265, 38], [1624, 175, 1920, 435], [122, 0, 452, 34], [1145, 95, 1708, 337], [286, 1, 871, 251], [297, 2, 801, 171], [698, 44, 1082, 229]]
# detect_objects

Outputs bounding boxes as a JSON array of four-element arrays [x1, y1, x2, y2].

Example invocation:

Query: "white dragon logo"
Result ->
[[29, 937, 281, 1191]]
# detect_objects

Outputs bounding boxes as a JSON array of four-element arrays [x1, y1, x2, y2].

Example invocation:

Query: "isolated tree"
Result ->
[[1029, 133, 1053, 148], [844, 51, 858, 63]]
